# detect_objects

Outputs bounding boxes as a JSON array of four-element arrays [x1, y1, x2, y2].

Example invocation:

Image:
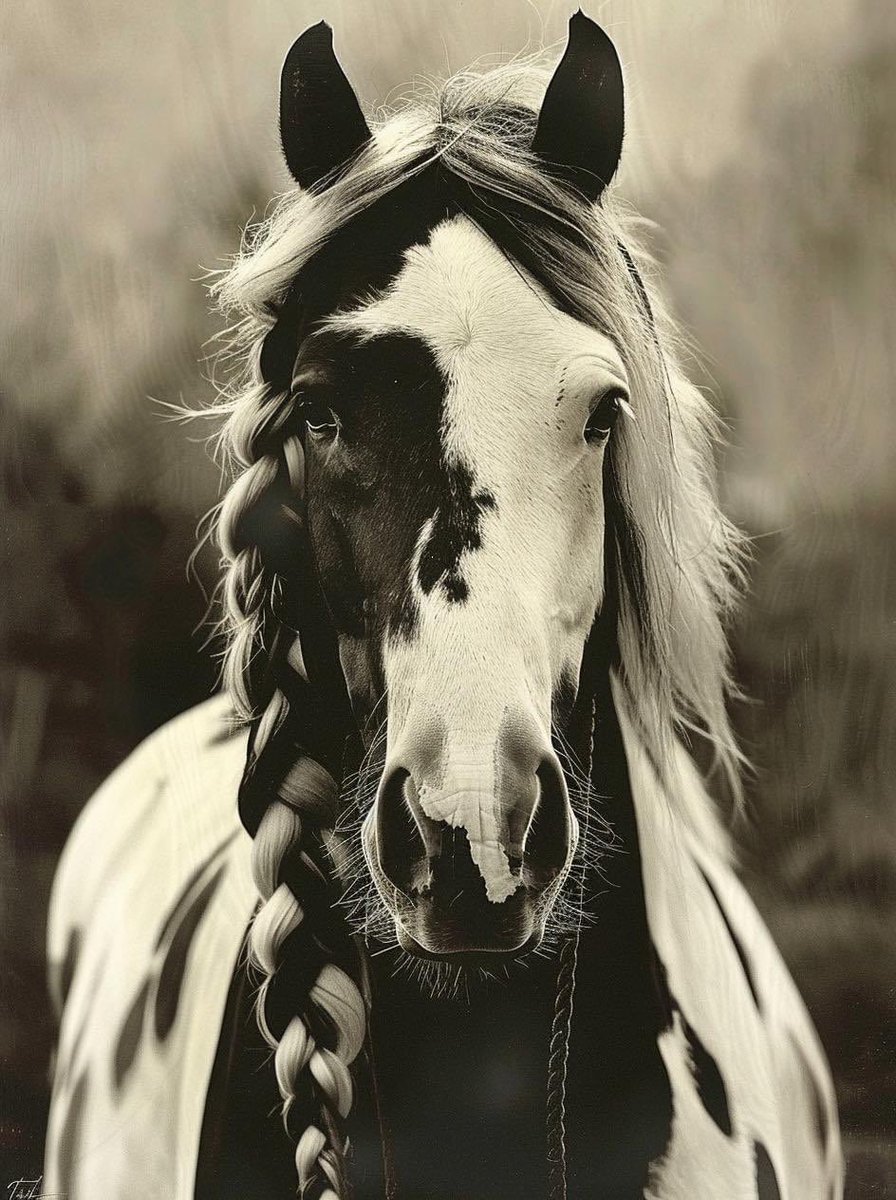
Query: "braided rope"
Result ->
[[546, 693, 596, 1200], [546, 932, 579, 1200]]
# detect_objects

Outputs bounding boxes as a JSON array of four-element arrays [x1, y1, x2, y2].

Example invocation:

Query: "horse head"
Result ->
[[268, 16, 625, 962], [218, 13, 738, 972]]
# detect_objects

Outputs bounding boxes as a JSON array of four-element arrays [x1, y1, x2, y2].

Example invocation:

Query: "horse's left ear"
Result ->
[[279, 21, 371, 189], [531, 11, 625, 202]]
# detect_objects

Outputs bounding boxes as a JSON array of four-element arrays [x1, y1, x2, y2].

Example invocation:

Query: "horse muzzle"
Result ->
[[363, 715, 577, 959]]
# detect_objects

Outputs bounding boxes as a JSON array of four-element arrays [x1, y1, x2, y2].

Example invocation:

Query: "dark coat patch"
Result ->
[[754, 1139, 782, 1199], [153, 832, 237, 951], [53, 925, 81, 1019], [699, 866, 761, 1011], [788, 1030, 830, 1153], [681, 1014, 733, 1136], [114, 978, 152, 1091], [155, 865, 225, 1042], [417, 461, 495, 603], [651, 948, 733, 1138]]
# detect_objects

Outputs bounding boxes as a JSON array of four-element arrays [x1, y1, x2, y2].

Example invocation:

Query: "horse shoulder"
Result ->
[[613, 684, 843, 1200], [45, 695, 257, 1200]]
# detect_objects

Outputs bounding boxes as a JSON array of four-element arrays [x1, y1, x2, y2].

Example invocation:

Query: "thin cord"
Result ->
[[546, 929, 580, 1200], [364, 693, 598, 1200], [357, 941, 399, 1199], [546, 695, 596, 1200]]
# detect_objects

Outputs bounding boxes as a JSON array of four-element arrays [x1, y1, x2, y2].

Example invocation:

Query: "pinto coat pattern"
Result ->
[[45, 691, 841, 1197], [45, 14, 843, 1199]]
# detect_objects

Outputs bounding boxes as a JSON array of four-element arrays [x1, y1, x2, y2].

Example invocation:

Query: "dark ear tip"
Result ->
[[568, 10, 615, 47], [279, 19, 370, 190], [533, 7, 624, 201], [286, 19, 332, 57]]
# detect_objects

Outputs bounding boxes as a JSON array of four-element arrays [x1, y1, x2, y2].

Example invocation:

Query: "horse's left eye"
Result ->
[[584, 388, 627, 444]]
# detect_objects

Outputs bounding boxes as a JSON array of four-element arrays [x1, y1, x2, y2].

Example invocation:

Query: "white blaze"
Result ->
[[330, 216, 628, 899]]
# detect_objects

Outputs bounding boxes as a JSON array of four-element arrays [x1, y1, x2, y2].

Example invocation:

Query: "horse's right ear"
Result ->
[[279, 21, 371, 189], [532, 12, 625, 202]]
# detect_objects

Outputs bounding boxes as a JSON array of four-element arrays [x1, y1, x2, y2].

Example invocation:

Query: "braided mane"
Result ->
[[208, 56, 745, 1199]]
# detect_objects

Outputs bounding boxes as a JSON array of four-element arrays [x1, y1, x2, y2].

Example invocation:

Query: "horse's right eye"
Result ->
[[291, 363, 340, 437], [301, 397, 340, 436]]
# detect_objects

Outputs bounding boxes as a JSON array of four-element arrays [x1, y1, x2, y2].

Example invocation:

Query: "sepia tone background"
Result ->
[[1, 0, 894, 1192]]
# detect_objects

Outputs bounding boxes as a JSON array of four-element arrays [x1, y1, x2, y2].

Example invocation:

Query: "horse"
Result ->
[[43, 14, 844, 1199]]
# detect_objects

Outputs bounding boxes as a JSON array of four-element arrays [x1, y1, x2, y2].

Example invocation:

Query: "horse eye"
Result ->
[[584, 388, 627, 444], [300, 397, 340, 436]]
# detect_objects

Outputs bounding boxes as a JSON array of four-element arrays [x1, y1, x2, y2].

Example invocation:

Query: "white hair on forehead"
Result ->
[[209, 53, 748, 821]]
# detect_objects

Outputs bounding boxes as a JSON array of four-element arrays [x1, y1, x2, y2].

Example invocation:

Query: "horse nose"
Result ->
[[498, 714, 573, 886], [372, 714, 574, 954], [375, 764, 432, 894], [526, 753, 574, 887]]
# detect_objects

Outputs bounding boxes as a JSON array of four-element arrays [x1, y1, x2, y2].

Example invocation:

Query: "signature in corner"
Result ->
[[6, 1179, 62, 1200]]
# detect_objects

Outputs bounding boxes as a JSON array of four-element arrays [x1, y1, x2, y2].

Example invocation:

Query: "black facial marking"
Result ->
[[154, 865, 225, 1042], [681, 1014, 733, 1136], [699, 866, 762, 1012], [754, 1139, 782, 1199], [417, 463, 495, 604], [114, 978, 151, 1091], [302, 330, 451, 649]]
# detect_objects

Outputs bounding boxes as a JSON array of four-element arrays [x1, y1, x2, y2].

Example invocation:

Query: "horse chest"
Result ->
[[199, 854, 673, 1200], [355, 952, 559, 1199], [190, 717, 676, 1198], [45, 700, 841, 1200]]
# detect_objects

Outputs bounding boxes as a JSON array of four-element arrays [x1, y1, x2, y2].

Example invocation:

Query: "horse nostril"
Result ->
[[374, 763, 427, 897], [524, 755, 572, 885]]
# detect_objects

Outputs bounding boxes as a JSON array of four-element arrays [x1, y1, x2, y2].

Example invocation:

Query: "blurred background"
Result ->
[[1, 0, 893, 1192]]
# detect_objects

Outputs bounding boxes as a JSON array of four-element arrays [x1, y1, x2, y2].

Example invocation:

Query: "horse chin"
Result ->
[[390, 890, 548, 962], [395, 922, 543, 965]]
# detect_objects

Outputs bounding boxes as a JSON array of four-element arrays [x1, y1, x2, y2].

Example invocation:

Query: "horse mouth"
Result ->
[[383, 868, 554, 960], [395, 923, 543, 964]]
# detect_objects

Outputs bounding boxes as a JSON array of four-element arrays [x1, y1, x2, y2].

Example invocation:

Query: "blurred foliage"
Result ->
[[731, 509, 896, 1143], [0, 0, 893, 1189], [0, 398, 219, 1176]]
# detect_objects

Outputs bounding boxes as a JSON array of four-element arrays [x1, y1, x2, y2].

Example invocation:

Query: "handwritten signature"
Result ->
[[6, 1179, 63, 1200]]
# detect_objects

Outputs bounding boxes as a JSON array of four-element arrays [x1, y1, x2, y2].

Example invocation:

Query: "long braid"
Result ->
[[216, 381, 365, 1198]]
